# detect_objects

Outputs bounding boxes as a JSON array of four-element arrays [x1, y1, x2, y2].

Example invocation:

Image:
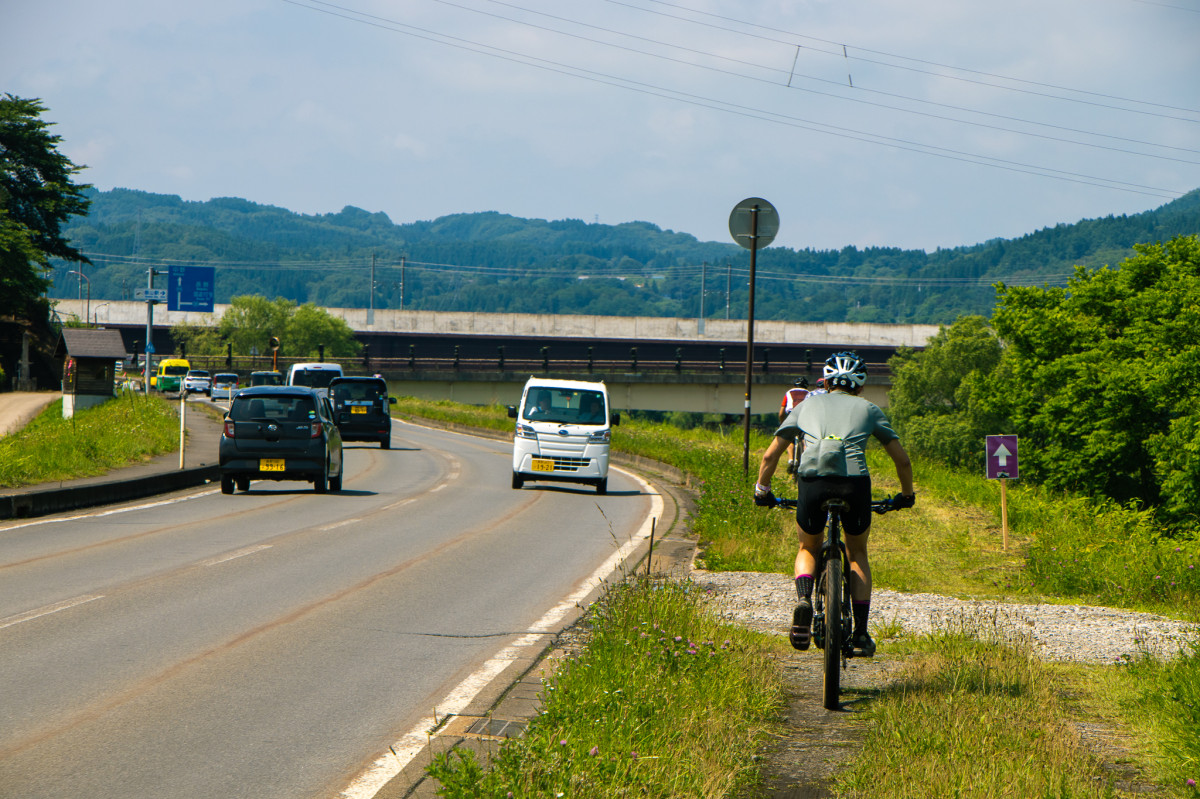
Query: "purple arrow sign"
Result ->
[[986, 435, 1018, 480]]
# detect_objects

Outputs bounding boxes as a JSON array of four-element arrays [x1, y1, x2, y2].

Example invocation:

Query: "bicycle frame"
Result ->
[[816, 499, 853, 710], [774, 495, 897, 710]]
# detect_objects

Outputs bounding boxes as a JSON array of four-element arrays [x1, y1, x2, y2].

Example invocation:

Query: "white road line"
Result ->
[[0, 489, 221, 532], [0, 594, 105, 631], [200, 544, 273, 567], [337, 466, 662, 799]]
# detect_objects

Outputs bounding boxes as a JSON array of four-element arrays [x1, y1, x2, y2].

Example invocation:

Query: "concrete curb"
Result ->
[[0, 465, 220, 521]]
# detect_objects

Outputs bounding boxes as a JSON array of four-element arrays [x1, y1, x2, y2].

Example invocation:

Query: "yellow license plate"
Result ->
[[531, 458, 555, 472], [351, 406, 367, 414], [260, 459, 286, 472]]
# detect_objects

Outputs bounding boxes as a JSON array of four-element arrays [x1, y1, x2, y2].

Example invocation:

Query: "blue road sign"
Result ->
[[986, 435, 1018, 479], [168, 265, 215, 312]]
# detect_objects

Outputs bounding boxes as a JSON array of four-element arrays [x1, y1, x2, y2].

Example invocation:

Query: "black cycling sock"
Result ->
[[853, 600, 870, 634], [795, 575, 814, 603]]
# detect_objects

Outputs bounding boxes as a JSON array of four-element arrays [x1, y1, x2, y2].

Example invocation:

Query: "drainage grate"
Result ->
[[466, 718, 527, 739]]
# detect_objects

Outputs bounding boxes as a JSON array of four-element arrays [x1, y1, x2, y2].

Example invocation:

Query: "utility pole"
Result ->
[[399, 255, 406, 312], [725, 260, 731, 319], [699, 261, 707, 335], [368, 253, 376, 325], [143, 266, 158, 394]]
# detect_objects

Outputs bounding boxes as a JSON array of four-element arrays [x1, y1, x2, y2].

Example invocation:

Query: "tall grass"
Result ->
[[837, 617, 1119, 799], [0, 392, 180, 487], [427, 576, 785, 798], [396, 398, 1200, 795]]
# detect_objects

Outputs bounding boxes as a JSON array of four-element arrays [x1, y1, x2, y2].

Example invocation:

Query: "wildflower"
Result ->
[[589, 746, 600, 757], [1155, 575, 1162, 580], [674, 635, 682, 642], [560, 739, 568, 746], [1188, 778, 1196, 787], [631, 751, 639, 760]]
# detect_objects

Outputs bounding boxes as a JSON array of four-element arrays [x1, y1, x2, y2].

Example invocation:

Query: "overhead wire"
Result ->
[[429, 0, 1200, 164], [278, 0, 1187, 200], [72, 251, 1075, 288], [618, 0, 1200, 118]]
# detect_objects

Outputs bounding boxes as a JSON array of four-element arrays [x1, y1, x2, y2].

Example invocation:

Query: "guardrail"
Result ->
[[154, 351, 890, 379]]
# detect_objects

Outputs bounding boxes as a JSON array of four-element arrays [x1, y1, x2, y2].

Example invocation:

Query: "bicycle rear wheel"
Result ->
[[822, 553, 842, 710]]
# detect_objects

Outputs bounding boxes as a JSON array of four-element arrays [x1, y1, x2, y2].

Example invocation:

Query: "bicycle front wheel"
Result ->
[[822, 554, 842, 710]]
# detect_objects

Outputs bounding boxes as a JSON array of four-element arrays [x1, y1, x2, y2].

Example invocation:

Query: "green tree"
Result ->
[[887, 315, 1003, 469], [285, 303, 359, 359], [217, 296, 293, 357], [894, 235, 1200, 521], [211, 296, 359, 360], [0, 95, 91, 318]]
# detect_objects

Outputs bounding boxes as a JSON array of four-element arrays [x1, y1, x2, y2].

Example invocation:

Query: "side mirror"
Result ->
[[507, 405, 518, 418], [388, 396, 397, 405], [610, 412, 620, 426]]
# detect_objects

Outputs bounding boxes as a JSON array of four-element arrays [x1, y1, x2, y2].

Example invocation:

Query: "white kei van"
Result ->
[[286, 362, 344, 397], [508, 377, 618, 494]]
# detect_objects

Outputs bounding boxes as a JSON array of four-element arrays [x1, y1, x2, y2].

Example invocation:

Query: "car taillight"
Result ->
[[223, 419, 235, 438], [311, 421, 323, 438]]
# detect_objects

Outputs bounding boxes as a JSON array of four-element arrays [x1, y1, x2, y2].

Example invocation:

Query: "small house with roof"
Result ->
[[55, 328, 128, 418]]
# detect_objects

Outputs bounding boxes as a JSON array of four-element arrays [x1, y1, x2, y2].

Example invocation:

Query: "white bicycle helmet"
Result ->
[[822, 350, 867, 390]]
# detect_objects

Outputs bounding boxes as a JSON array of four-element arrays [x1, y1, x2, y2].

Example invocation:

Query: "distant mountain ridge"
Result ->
[[56, 187, 1200, 325]]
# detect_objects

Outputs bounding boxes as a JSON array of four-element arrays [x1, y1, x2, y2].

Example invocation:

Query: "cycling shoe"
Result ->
[[812, 612, 825, 650], [852, 630, 876, 658], [789, 600, 813, 651]]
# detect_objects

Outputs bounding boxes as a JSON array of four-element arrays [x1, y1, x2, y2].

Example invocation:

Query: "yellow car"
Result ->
[[151, 358, 191, 392]]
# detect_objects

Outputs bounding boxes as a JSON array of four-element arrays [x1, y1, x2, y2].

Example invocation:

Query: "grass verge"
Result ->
[[395, 397, 1200, 796], [0, 392, 180, 487], [427, 576, 785, 798], [839, 615, 1120, 798]]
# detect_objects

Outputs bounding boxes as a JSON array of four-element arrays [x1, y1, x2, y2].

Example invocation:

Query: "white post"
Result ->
[[179, 391, 186, 469]]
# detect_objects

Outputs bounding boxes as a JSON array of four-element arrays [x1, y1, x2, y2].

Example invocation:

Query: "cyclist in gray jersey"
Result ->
[[754, 351, 915, 656]]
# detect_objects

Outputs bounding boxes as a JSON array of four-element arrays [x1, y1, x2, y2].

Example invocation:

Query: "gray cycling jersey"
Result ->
[[774, 391, 899, 477]]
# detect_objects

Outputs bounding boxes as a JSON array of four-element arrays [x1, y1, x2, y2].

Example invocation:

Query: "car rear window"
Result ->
[[333, 381, 386, 402], [230, 395, 317, 423], [291, 369, 341, 388]]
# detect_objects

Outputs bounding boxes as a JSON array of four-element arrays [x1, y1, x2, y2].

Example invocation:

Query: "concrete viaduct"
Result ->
[[55, 300, 939, 413]]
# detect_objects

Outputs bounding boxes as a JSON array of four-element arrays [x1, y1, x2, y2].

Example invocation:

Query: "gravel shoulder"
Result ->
[[694, 570, 1198, 664]]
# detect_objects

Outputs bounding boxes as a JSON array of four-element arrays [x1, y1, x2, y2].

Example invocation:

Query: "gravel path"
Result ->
[[693, 571, 1199, 664]]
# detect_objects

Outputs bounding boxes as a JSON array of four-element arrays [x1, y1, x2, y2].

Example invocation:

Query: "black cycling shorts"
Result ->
[[795, 475, 873, 536]]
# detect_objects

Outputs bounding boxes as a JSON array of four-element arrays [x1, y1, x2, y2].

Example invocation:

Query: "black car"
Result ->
[[219, 386, 344, 493], [329, 376, 395, 448]]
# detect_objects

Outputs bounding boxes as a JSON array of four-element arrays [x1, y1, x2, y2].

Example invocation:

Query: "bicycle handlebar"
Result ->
[[767, 497, 903, 514]]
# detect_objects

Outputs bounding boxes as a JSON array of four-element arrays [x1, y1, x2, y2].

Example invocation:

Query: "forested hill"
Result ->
[[55, 187, 1200, 325]]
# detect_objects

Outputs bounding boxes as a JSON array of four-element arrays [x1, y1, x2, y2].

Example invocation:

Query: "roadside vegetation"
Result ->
[[0, 392, 180, 487], [396, 399, 1200, 797]]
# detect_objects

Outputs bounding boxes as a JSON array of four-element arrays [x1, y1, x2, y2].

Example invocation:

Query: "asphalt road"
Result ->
[[0, 420, 653, 799]]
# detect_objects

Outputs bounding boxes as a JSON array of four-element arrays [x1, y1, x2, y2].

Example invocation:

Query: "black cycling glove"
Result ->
[[753, 489, 777, 507], [890, 492, 916, 509]]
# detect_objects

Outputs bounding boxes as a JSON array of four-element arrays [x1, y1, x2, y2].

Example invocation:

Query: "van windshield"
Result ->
[[291, 369, 340, 388], [523, 388, 606, 425]]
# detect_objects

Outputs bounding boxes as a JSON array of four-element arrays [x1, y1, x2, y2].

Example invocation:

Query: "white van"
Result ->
[[508, 377, 618, 494], [286, 362, 344, 397]]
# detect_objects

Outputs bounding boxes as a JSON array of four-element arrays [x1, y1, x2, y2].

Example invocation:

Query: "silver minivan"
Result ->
[[507, 377, 618, 494]]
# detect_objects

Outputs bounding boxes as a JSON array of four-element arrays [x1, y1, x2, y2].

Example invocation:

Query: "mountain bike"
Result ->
[[774, 495, 903, 710]]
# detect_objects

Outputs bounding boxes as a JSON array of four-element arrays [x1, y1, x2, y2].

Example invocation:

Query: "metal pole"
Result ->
[[399, 255, 406, 312], [699, 261, 707, 335], [179, 390, 186, 469], [368, 253, 376, 326], [144, 267, 154, 394], [742, 206, 760, 475]]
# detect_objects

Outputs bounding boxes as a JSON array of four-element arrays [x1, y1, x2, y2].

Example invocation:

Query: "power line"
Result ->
[[619, 0, 1200, 118], [277, 0, 1189, 201], [427, 0, 1200, 163], [74, 251, 1074, 287]]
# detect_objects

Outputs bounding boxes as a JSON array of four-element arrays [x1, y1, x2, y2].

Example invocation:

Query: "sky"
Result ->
[[3, 0, 1198, 254]]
